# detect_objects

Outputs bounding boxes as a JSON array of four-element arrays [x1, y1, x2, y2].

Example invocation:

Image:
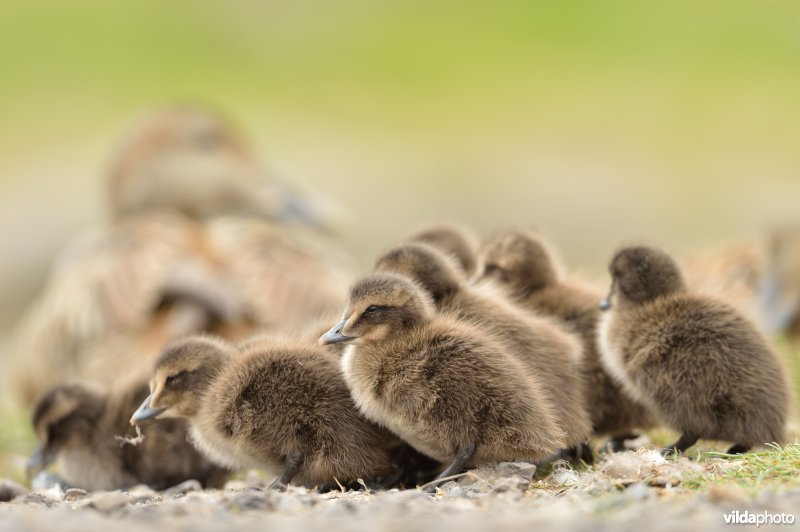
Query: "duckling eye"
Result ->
[[165, 374, 180, 385], [364, 305, 381, 315]]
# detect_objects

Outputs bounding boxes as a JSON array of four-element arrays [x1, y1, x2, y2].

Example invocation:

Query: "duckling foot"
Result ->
[[560, 442, 593, 464], [659, 433, 698, 457], [421, 441, 476, 493], [268, 450, 303, 490], [726, 443, 751, 455], [608, 433, 639, 453], [577, 442, 594, 465]]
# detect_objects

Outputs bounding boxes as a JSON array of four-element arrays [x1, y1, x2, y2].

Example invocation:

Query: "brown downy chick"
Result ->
[[320, 273, 565, 487], [10, 210, 353, 408], [406, 223, 479, 276], [29, 381, 228, 491], [476, 230, 655, 449], [759, 225, 800, 338], [131, 335, 395, 489], [8, 212, 249, 407], [374, 243, 592, 461], [598, 245, 791, 455], [107, 104, 342, 230]]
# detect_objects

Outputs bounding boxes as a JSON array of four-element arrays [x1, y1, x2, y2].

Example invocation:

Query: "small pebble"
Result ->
[[163, 479, 202, 497], [494, 462, 538, 481], [0, 479, 27, 502], [223, 480, 248, 492], [622, 482, 653, 502], [226, 490, 274, 511], [64, 488, 88, 501], [551, 465, 580, 487], [706, 484, 751, 507], [88, 491, 131, 512]]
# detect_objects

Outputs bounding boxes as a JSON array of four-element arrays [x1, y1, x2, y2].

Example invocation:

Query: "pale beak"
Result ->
[[319, 318, 356, 345], [130, 394, 165, 425]]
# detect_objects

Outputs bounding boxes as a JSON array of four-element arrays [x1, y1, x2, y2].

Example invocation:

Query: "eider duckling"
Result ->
[[130, 335, 395, 489], [405, 222, 480, 276], [758, 225, 800, 340], [320, 273, 565, 486], [374, 243, 592, 462], [476, 229, 655, 450], [598, 245, 791, 455], [107, 104, 342, 229], [29, 381, 228, 491]]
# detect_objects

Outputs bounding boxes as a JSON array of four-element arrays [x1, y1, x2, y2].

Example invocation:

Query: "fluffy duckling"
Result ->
[[758, 225, 800, 339], [598, 245, 791, 455], [320, 273, 565, 485], [10, 209, 354, 407], [405, 223, 479, 276], [106, 104, 342, 229], [684, 241, 765, 323], [9, 213, 245, 406], [29, 381, 227, 491], [683, 225, 800, 339], [476, 230, 655, 449], [374, 243, 592, 461], [131, 335, 395, 489]]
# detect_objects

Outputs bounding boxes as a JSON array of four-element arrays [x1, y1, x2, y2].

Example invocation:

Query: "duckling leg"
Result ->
[[608, 433, 639, 452], [578, 442, 594, 465], [561, 442, 594, 464], [726, 443, 751, 454], [659, 433, 698, 456], [268, 450, 303, 490], [422, 442, 476, 492]]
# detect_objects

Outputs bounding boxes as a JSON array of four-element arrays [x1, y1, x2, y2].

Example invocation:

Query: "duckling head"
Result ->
[[374, 242, 463, 305], [131, 335, 231, 424], [601, 246, 686, 311], [477, 229, 560, 298], [108, 105, 251, 219], [28, 384, 106, 479], [406, 223, 478, 275], [320, 272, 435, 346]]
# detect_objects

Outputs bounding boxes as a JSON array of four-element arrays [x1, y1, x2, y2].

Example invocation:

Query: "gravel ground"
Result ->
[[1, 451, 798, 531]]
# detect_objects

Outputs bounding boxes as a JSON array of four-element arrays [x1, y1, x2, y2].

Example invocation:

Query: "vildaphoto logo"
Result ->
[[723, 510, 796, 527]]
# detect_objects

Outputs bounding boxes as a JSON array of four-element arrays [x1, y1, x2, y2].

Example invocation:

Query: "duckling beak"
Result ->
[[599, 297, 611, 311], [319, 318, 356, 345], [26, 443, 55, 479], [130, 394, 165, 425]]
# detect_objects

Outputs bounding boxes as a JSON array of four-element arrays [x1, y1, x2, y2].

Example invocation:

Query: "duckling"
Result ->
[[29, 380, 228, 491], [758, 225, 800, 339], [684, 241, 765, 322], [374, 243, 592, 461], [8, 213, 246, 406], [107, 104, 343, 229], [320, 272, 565, 485], [10, 210, 354, 407], [405, 222, 479, 276], [598, 245, 791, 455], [674, 226, 800, 342], [476, 229, 655, 450], [130, 335, 395, 489]]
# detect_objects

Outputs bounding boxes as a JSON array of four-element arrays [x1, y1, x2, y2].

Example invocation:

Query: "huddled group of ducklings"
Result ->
[[32, 224, 792, 493], [18, 105, 794, 494]]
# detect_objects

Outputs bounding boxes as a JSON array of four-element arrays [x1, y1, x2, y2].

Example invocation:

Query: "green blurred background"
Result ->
[[0, 0, 799, 482], [2, 1, 800, 360]]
